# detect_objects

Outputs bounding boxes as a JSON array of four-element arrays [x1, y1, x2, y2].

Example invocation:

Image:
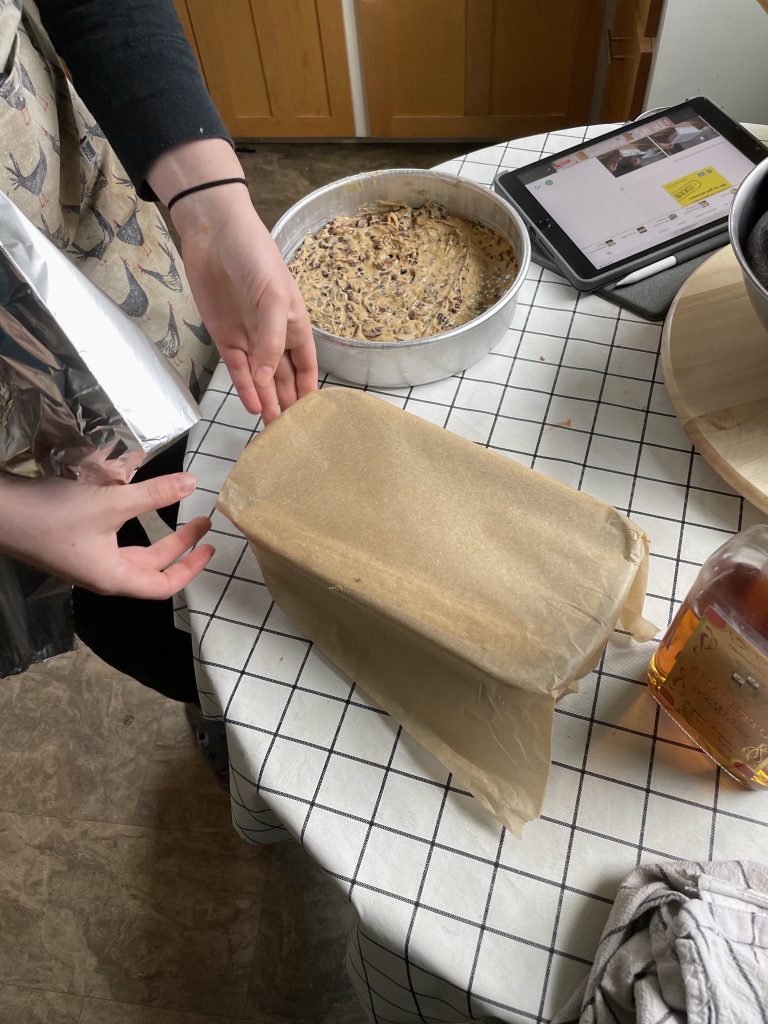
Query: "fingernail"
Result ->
[[178, 473, 196, 493], [255, 365, 274, 387]]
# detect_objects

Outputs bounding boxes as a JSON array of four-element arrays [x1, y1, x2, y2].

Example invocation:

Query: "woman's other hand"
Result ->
[[0, 473, 213, 598], [148, 140, 318, 423]]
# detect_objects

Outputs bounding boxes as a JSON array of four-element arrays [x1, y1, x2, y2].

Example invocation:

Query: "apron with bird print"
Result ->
[[0, 0, 219, 400], [0, 0, 220, 676]]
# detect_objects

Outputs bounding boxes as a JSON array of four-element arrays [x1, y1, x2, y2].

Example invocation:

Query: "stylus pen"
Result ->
[[612, 236, 727, 287]]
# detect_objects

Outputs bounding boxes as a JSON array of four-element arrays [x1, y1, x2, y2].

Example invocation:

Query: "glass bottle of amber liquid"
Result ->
[[648, 525, 768, 789]]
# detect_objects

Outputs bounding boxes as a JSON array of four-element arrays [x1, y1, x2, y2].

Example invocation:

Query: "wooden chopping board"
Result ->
[[661, 245, 768, 514]]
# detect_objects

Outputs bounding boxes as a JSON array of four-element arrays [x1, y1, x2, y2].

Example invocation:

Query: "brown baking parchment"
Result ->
[[217, 388, 655, 836]]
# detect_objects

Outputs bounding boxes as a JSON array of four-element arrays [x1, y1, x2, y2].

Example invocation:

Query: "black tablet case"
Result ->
[[529, 237, 714, 322]]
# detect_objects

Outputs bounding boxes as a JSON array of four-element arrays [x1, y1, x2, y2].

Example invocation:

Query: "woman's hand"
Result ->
[[147, 140, 318, 422], [0, 473, 213, 598], [172, 186, 317, 422]]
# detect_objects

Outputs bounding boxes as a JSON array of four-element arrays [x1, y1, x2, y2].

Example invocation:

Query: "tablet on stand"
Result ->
[[495, 97, 767, 302]]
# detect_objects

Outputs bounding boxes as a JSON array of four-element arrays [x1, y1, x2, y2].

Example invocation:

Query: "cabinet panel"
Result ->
[[174, 0, 354, 137], [384, 3, 467, 117], [358, 0, 605, 138], [172, 0, 203, 70], [488, 2, 598, 115], [600, 0, 663, 121]]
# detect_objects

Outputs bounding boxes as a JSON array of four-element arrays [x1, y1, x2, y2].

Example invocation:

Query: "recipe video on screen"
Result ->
[[521, 106, 756, 268]]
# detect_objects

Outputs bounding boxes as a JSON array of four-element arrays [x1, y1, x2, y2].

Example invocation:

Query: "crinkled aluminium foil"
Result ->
[[0, 195, 201, 677], [0, 193, 199, 483]]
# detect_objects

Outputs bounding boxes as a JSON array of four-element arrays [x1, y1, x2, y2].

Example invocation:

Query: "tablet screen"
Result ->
[[518, 104, 756, 269]]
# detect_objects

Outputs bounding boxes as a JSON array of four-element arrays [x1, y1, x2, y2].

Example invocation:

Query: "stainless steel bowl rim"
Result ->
[[272, 167, 532, 349], [729, 156, 768, 298]]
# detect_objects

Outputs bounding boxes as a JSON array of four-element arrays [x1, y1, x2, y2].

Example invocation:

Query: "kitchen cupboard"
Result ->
[[173, 0, 660, 139], [358, 0, 604, 138], [172, 0, 355, 136], [600, 0, 663, 121]]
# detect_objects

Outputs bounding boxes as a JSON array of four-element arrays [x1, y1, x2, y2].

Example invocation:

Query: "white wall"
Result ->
[[645, 0, 768, 124]]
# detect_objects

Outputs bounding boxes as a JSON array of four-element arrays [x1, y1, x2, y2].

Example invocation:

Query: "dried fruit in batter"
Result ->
[[288, 201, 517, 341]]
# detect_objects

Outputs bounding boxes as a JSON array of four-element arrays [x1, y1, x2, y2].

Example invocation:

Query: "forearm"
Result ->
[[146, 139, 247, 210], [146, 140, 273, 263]]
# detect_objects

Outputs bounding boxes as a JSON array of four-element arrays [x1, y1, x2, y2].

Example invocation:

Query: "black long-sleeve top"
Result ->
[[35, 0, 231, 198]]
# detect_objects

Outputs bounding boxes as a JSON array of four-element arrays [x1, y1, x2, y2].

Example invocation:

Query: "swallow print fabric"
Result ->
[[0, 0, 219, 402]]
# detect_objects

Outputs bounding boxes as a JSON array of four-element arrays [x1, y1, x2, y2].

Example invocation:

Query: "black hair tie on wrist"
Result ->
[[166, 176, 248, 212]]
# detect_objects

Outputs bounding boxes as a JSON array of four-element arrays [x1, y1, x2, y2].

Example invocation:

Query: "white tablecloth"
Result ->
[[177, 125, 768, 1023]]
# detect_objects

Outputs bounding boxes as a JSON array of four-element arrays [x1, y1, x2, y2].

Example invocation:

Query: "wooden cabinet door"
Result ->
[[600, 0, 663, 121], [357, 0, 605, 138], [173, 0, 355, 137]]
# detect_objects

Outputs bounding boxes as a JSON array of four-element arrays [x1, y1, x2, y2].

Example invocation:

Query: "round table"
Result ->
[[177, 125, 768, 1023]]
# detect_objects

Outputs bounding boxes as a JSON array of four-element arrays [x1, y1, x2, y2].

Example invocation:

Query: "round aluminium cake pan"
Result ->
[[272, 168, 531, 388]]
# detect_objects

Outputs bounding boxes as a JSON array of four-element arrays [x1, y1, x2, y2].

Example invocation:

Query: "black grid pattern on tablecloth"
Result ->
[[177, 126, 768, 1024]]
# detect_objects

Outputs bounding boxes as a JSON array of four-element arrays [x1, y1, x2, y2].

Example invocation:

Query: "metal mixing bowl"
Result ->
[[272, 168, 531, 388], [729, 156, 768, 334]]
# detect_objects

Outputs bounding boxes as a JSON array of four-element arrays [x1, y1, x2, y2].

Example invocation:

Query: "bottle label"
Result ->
[[660, 606, 768, 777]]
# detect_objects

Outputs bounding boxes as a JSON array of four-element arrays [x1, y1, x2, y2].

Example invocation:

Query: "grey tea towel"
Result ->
[[553, 860, 768, 1024]]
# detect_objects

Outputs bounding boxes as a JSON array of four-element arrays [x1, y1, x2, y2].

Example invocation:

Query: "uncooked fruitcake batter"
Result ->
[[288, 200, 517, 341]]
